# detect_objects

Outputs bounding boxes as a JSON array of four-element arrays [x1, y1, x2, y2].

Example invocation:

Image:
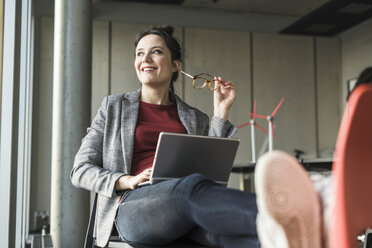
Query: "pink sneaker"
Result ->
[[255, 151, 322, 248]]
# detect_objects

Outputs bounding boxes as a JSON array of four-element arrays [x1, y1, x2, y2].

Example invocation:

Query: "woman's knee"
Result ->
[[172, 173, 213, 196], [180, 173, 210, 187], [184, 173, 208, 182]]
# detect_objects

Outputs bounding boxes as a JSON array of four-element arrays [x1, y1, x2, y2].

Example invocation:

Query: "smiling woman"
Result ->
[[134, 26, 182, 94], [134, 34, 179, 105], [70, 25, 259, 248]]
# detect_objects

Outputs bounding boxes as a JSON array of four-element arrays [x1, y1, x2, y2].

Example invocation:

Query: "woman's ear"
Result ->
[[172, 60, 181, 72]]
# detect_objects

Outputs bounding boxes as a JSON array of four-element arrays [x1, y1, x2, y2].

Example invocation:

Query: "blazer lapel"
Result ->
[[173, 93, 197, 135], [120, 89, 141, 174]]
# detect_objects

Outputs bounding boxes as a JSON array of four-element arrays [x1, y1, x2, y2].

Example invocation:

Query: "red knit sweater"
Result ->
[[130, 101, 187, 176]]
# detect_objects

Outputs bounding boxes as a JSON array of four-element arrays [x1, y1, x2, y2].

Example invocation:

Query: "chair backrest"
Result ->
[[330, 84, 372, 248]]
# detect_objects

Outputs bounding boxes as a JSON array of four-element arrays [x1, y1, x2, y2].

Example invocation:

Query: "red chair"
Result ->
[[330, 83, 372, 248]]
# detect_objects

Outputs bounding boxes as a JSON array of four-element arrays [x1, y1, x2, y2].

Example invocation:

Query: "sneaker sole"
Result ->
[[255, 151, 322, 248]]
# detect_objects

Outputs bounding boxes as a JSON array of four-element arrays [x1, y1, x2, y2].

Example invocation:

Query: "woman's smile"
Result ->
[[141, 66, 157, 72]]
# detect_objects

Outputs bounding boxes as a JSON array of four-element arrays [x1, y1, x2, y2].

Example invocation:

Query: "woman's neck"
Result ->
[[140, 85, 172, 105]]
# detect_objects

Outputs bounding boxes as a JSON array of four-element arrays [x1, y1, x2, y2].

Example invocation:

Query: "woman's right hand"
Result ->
[[115, 168, 152, 190]]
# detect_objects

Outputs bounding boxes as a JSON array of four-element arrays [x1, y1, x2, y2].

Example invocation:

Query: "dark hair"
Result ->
[[347, 66, 372, 100], [135, 26, 182, 92]]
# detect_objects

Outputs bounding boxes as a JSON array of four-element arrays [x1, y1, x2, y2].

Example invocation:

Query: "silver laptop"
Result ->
[[138, 132, 240, 187]]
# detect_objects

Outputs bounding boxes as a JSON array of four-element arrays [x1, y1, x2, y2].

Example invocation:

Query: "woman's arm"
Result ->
[[208, 77, 238, 138], [70, 97, 126, 198]]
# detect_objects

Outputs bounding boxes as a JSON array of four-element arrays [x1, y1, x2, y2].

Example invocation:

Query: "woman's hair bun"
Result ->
[[159, 25, 174, 36]]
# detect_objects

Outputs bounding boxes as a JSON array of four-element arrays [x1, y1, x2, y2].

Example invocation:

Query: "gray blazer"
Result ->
[[70, 88, 237, 247]]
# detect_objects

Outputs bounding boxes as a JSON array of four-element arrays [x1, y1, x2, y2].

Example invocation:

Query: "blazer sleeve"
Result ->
[[70, 97, 126, 198], [208, 116, 237, 138]]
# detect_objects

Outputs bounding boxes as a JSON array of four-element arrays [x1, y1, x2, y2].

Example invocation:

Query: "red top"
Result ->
[[130, 101, 187, 176]]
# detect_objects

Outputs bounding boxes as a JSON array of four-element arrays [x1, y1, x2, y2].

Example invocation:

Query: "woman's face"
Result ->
[[134, 34, 178, 87]]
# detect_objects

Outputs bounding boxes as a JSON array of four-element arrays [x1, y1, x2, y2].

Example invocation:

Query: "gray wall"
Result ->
[[340, 18, 372, 112], [31, 18, 341, 229], [316, 37, 341, 155]]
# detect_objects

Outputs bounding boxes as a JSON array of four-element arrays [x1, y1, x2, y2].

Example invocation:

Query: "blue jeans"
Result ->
[[116, 174, 259, 248]]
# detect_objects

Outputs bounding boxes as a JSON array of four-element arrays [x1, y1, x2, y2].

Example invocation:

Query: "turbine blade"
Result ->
[[271, 98, 285, 117], [254, 123, 268, 134], [237, 122, 251, 129], [249, 113, 267, 119]]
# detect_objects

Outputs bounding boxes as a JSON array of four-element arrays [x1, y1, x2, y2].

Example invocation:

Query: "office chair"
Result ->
[[330, 83, 372, 248]]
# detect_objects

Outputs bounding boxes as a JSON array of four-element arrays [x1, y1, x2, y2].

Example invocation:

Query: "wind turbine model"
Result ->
[[249, 98, 285, 152], [237, 100, 267, 162]]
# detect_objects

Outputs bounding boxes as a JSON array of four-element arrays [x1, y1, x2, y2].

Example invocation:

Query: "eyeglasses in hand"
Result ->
[[180, 70, 220, 91]]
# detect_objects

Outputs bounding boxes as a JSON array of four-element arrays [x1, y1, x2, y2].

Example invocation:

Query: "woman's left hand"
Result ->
[[213, 77, 236, 120]]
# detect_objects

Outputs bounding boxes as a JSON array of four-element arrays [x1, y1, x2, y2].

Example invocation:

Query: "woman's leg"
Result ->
[[116, 173, 257, 246]]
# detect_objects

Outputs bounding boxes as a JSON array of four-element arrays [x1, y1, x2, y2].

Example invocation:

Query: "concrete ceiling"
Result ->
[[182, 0, 330, 17], [94, 0, 334, 33], [45, 0, 370, 36]]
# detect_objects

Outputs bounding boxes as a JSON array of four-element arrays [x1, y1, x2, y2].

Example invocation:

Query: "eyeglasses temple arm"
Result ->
[[180, 70, 194, 79]]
